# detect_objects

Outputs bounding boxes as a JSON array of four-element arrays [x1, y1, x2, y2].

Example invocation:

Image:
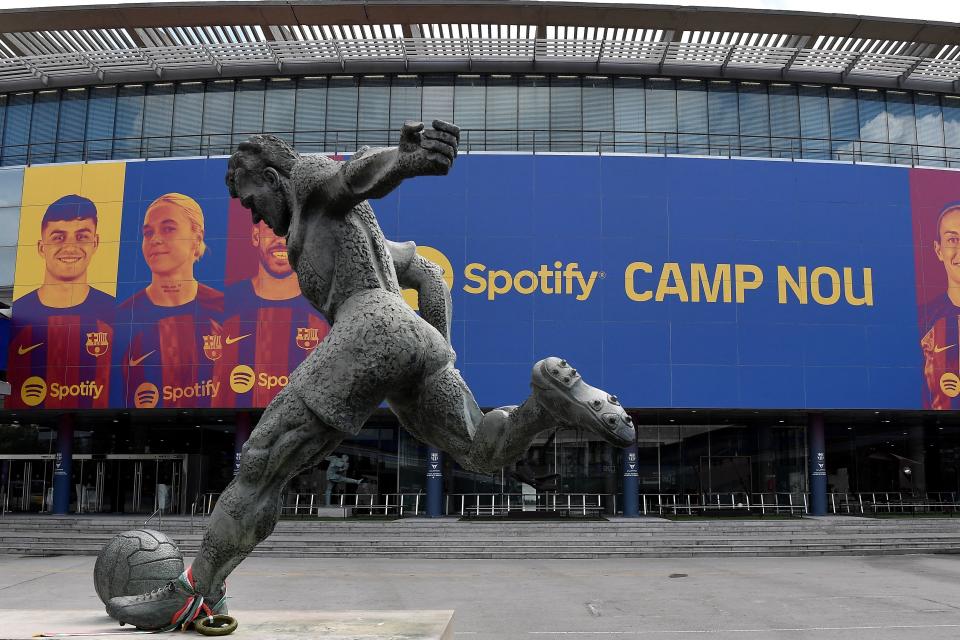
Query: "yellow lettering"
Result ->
[[463, 263, 486, 295], [734, 264, 763, 303], [843, 267, 873, 306], [777, 266, 808, 304], [811, 266, 841, 305], [488, 270, 513, 301], [656, 263, 689, 302], [691, 263, 732, 303], [625, 262, 653, 302], [514, 270, 538, 294]]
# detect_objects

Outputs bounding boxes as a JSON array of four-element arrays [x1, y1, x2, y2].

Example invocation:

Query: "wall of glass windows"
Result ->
[[1, 74, 959, 168]]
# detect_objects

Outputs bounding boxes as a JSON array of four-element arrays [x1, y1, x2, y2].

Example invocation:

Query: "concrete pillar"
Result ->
[[426, 447, 443, 517], [621, 443, 640, 517], [908, 424, 926, 497], [233, 412, 253, 477], [808, 413, 827, 516], [52, 414, 73, 515]]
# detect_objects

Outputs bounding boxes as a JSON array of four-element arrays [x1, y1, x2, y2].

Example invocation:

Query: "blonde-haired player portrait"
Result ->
[[118, 192, 224, 409]]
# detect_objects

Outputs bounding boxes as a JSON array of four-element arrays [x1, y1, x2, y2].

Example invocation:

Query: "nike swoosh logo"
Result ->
[[225, 334, 252, 345], [934, 344, 956, 353], [128, 350, 156, 366], [17, 343, 43, 355]]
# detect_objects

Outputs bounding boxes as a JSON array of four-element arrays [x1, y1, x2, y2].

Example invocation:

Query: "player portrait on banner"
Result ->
[[7, 163, 124, 410], [117, 192, 224, 410], [919, 200, 960, 409], [214, 198, 329, 408]]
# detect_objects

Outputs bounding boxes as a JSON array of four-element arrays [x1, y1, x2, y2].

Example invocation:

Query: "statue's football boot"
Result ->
[[107, 567, 227, 631], [531, 357, 635, 447]]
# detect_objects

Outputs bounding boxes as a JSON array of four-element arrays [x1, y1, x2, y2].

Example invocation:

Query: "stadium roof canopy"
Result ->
[[1, 0, 959, 92]]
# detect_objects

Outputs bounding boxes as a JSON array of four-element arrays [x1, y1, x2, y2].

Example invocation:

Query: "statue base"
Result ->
[[10, 609, 454, 639]]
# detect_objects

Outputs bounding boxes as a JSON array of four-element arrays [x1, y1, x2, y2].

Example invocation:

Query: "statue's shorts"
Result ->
[[286, 287, 454, 435]]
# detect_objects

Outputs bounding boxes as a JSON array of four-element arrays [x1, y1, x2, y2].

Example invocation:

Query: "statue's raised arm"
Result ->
[[319, 120, 460, 215]]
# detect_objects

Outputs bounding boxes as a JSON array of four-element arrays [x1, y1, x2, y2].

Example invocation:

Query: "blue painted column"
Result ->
[[808, 413, 827, 516], [426, 447, 443, 517], [621, 443, 640, 517], [52, 414, 73, 515], [233, 412, 252, 477]]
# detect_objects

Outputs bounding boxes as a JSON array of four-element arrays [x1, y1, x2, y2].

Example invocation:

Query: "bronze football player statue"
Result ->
[[107, 121, 635, 630]]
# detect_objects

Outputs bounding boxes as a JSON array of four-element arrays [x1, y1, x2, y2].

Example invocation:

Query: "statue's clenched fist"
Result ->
[[399, 120, 460, 175]]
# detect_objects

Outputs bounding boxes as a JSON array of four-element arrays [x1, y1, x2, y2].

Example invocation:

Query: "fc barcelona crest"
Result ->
[[296, 327, 321, 350], [85, 331, 110, 357], [203, 334, 223, 361]]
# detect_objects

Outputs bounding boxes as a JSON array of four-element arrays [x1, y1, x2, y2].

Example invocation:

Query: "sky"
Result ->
[[0, 0, 957, 24]]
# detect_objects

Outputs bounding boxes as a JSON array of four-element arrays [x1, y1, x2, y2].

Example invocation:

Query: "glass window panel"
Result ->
[[677, 79, 707, 155], [945, 96, 960, 169], [326, 76, 358, 153], [486, 75, 517, 151], [0, 206, 21, 246], [915, 93, 945, 168], [0, 95, 5, 162], [858, 89, 889, 164], [264, 78, 296, 140], [708, 80, 738, 156], [738, 82, 770, 157], [518, 75, 548, 151], [114, 84, 145, 159], [455, 75, 485, 150], [798, 84, 829, 159], [887, 90, 917, 165], [358, 75, 390, 148], [171, 82, 205, 157], [769, 83, 799, 159], [613, 76, 644, 153], [56, 88, 87, 163], [583, 76, 613, 152], [29, 90, 60, 165], [143, 83, 175, 158], [10, 92, 41, 165], [85, 86, 117, 162], [389, 75, 422, 144], [422, 75, 454, 131], [645, 78, 677, 154], [828, 87, 858, 162], [0, 245, 16, 286], [233, 79, 265, 147], [202, 80, 233, 156], [293, 77, 326, 153], [550, 76, 581, 152]]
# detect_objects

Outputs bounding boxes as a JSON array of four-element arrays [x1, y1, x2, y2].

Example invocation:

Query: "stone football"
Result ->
[[94, 529, 184, 606]]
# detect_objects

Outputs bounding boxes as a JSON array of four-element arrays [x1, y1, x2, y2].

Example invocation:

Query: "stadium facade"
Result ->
[[1, 0, 960, 518]]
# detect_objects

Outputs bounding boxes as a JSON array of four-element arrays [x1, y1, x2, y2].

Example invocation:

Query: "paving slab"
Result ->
[[4, 554, 960, 638], [2, 609, 453, 640]]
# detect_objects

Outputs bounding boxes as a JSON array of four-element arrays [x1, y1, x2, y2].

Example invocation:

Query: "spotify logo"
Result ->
[[940, 372, 960, 398], [230, 365, 256, 394], [134, 382, 160, 409], [21, 376, 47, 407]]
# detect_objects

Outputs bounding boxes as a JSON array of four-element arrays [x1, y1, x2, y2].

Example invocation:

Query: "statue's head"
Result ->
[[226, 135, 299, 237]]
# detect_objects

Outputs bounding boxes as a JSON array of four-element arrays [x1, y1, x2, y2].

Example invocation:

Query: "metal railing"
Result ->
[[641, 492, 808, 516], [192, 491, 425, 517], [2, 128, 959, 169], [829, 491, 960, 515], [446, 492, 608, 516]]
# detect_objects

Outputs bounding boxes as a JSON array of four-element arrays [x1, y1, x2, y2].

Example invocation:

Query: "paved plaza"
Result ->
[[2, 553, 960, 638]]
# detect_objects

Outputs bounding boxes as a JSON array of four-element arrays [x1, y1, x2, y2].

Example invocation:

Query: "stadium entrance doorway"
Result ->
[[0, 454, 186, 515]]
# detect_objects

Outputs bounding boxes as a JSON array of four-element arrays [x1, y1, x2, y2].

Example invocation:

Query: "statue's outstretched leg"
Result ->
[[389, 357, 635, 474], [106, 386, 344, 630]]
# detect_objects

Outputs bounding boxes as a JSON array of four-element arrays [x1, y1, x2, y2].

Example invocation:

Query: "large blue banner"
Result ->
[[7, 153, 959, 411], [388, 155, 919, 410]]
